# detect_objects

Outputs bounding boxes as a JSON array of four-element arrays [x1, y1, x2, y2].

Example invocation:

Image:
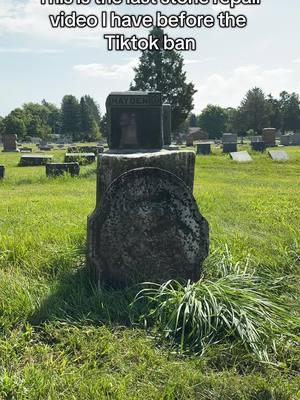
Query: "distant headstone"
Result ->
[[263, 128, 276, 147], [64, 152, 96, 165], [280, 135, 291, 146], [268, 150, 289, 161], [3, 134, 17, 152], [290, 132, 300, 145], [223, 143, 237, 153], [197, 143, 211, 155], [251, 136, 263, 143], [46, 162, 80, 177], [162, 104, 172, 146], [20, 147, 32, 153], [0, 165, 5, 179], [222, 133, 238, 144], [251, 137, 265, 152], [88, 167, 209, 287], [230, 151, 253, 162], [106, 91, 163, 150], [39, 145, 53, 151], [186, 136, 194, 147], [19, 154, 53, 166]]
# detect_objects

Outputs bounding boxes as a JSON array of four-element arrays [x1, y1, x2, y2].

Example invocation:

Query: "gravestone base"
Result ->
[[95, 149, 196, 204]]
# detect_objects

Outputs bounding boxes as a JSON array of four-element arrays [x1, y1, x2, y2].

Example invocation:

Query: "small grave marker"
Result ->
[[268, 150, 289, 161], [230, 151, 253, 162], [19, 154, 53, 166]]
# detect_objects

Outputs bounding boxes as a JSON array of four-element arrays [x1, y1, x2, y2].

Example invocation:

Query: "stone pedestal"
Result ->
[[95, 150, 195, 205]]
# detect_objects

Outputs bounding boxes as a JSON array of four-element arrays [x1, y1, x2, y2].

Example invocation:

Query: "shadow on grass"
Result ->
[[30, 266, 138, 327]]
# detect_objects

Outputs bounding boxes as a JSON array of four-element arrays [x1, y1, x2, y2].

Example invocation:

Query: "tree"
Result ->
[[279, 91, 300, 132], [198, 105, 228, 139], [3, 114, 26, 137], [189, 113, 198, 127], [61, 95, 81, 140], [266, 95, 281, 130], [238, 88, 270, 134], [130, 27, 197, 131]]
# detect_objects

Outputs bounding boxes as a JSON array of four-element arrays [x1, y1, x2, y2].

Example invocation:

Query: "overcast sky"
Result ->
[[0, 0, 299, 116]]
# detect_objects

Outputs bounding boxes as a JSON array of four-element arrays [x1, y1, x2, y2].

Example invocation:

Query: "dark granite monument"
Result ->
[[87, 91, 209, 287], [46, 162, 80, 177], [251, 136, 265, 152], [0, 165, 5, 179], [223, 143, 237, 153], [197, 143, 211, 155], [106, 91, 163, 150]]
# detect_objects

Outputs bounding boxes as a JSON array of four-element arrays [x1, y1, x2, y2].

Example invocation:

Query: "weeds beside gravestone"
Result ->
[[87, 91, 209, 287]]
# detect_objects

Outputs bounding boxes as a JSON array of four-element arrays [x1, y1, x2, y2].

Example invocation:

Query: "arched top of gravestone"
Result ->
[[95, 167, 209, 286]]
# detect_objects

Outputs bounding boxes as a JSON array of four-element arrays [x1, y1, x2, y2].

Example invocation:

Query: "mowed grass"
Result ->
[[0, 146, 299, 399]]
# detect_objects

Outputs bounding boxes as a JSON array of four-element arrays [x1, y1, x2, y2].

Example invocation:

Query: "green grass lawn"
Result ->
[[0, 146, 299, 399]]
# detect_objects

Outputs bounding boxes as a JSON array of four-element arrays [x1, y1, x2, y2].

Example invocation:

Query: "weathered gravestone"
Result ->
[[3, 134, 18, 152], [0, 165, 5, 179], [268, 150, 289, 161], [230, 151, 253, 162], [280, 135, 291, 146], [186, 136, 194, 147], [263, 128, 276, 147], [251, 136, 265, 152], [19, 154, 53, 166], [222, 133, 238, 144], [46, 163, 80, 177], [87, 90, 209, 287]]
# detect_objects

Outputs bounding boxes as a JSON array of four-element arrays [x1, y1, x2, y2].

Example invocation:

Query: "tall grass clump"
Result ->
[[131, 261, 299, 361]]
